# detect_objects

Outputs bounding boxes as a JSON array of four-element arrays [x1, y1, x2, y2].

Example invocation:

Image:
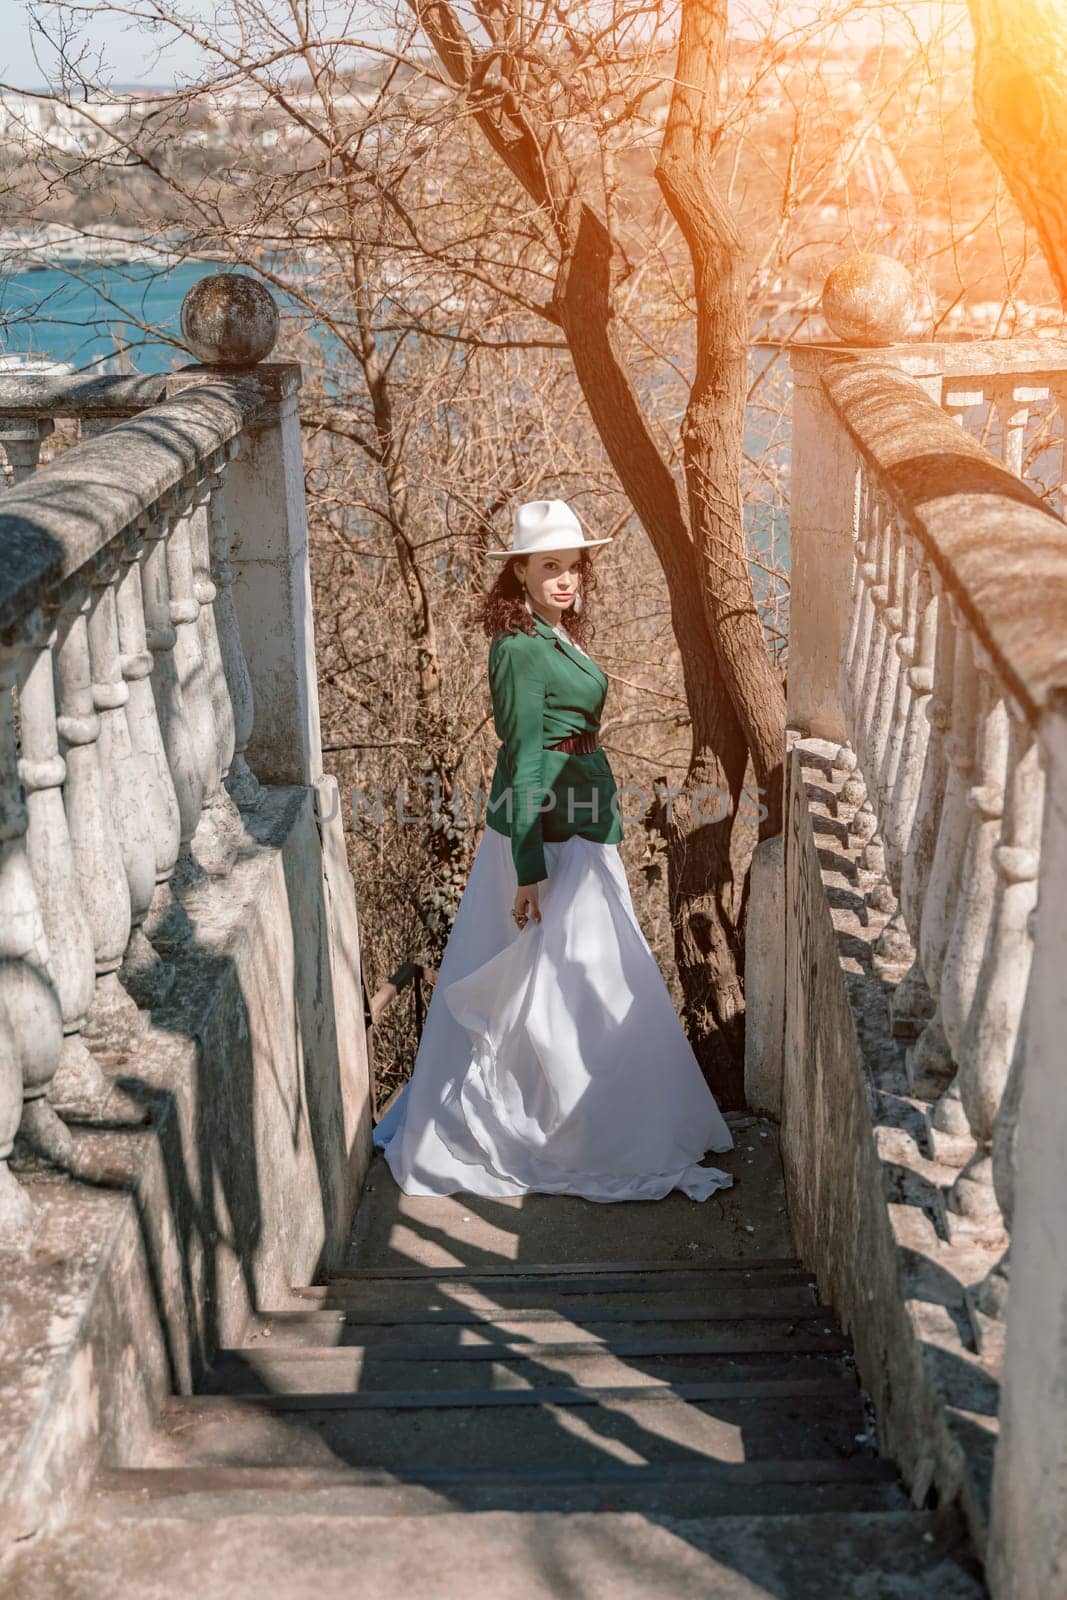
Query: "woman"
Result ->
[[373, 498, 734, 1201]]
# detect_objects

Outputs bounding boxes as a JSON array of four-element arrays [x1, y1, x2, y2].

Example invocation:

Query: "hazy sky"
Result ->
[[2, 0, 968, 90], [6, 0, 244, 88]]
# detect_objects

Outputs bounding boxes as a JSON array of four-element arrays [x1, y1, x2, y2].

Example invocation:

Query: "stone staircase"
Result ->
[[2, 1138, 987, 1598]]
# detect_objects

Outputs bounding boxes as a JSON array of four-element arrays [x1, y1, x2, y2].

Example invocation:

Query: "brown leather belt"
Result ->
[[547, 730, 600, 755]]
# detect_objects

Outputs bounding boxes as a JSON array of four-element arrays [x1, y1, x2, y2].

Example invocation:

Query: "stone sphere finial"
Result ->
[[821, 253, 917, 347], [180, 274, 280, 368]]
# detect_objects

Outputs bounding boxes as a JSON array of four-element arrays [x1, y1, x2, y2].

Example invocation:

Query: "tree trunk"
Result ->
[[657, 0, 786, 838], [968, 0, 1067, 305], [550, 199, 749, 1101]]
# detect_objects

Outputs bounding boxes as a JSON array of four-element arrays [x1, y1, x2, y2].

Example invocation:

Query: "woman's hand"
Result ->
[[512, 883, 542, 931]]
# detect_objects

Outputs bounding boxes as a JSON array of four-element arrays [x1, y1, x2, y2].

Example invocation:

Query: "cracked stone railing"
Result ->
[[0, 278, 322, 1249], [788, 338, 1067, 1347]]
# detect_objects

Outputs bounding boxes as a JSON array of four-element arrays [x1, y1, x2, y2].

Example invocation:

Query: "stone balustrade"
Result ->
[[795, 347, 1067, 1297], [0, 279, 323, 1250], [778, 312, 1067, 1589]]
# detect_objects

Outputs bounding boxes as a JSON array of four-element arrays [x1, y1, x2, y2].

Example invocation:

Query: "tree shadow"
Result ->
[[175, 1140, 969, 1599]]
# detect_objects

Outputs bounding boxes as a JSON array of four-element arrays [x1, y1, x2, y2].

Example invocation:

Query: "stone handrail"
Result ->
[[822, 360, 1067, 724], [0, 278, 322, 1249], [0, 376, 170, 493], [848, 338, 1067, 519], [856, 335, 1067, 381], [790, 341, 1067, 1352], [0, 373, 168, 417], [0, 376, 282, 634]]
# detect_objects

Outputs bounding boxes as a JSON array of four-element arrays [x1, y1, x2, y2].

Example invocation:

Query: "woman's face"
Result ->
[[517, 549, 583, 612]]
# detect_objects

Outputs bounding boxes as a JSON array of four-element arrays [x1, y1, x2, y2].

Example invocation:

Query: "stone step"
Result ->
[[92, 1457, 907, 1520], [244, 1305, 840, 1347], [145, 1380, 872, 1472], [329, 1256, 805, 1282], [0, 1508, 987, 1598], [346, 1138, 795, 1273], [281, 1278, 821, 1317], [246, 1330, 851, 1360], [201, 1342, 853, 1395]]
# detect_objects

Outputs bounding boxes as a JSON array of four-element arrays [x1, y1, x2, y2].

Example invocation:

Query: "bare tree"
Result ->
[[7, 0, 1060, 1102]]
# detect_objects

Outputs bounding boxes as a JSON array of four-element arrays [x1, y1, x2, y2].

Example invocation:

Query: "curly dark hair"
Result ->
[[480, 550, 600, 650]]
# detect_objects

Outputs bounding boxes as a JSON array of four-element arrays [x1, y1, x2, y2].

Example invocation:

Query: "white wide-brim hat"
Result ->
[[485, 498, 613, 559]]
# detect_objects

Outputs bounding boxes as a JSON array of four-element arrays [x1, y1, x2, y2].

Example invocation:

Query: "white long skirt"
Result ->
[[372, 825, 735, 1202]]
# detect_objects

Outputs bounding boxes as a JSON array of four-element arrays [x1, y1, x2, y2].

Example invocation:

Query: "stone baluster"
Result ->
[[881, 540, 922, 886], [969, 929, 1033, 1350], [86, 552, 170, 1007], [998, 386, 1029, 476], [990, 380, 1048, 480], [0, 418, 54, 487], [883, 553, 934, 889], [854, 494, 888, 779], [941, 383, 986, 435], [1045, 379, 1067, 517], [18, 626, 105, 1110], [933, 638, 1010, 1166], [115, 529, 182, 892], [947, 711, 1043, 1245], [141, 497, 204, 881], [838, 488, 887, 858], [832, 479, 874, 825], [168, 485, 242, 875], [194, 464, 236, 783], [0, 991, 32, 1250], [890, 560, 941, 1040], [205, 457, 259, 810], [53, 594, 141, 1055], [839, 476, 874, 740], [910, 598, 977, 1107], [849, 506, 902, 935], [868, 530, 919, 974], [868, 516, 905, 827], [0, 649, 65, 1232]]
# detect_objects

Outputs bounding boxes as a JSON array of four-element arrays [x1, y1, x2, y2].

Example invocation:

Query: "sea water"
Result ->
[[0, 258, 222, 373]]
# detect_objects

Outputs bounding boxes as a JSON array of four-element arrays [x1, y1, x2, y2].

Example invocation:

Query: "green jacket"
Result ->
[[486, 610, 624, 885]]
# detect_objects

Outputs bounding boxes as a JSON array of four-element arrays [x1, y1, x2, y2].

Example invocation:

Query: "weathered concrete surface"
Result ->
[[743, 835, 786, 1119], [989, 705, 1067, 1600], [781, 740, 1001, 1560], [224, 390, 323, 787], [0, 1507, 985, 1598], [349, 1119, 793, 1272], [82, 1463, 911, 1520], [0, 374, 166, 417], [0, 785, 371, 1548], [785, 351, 860, 743]]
